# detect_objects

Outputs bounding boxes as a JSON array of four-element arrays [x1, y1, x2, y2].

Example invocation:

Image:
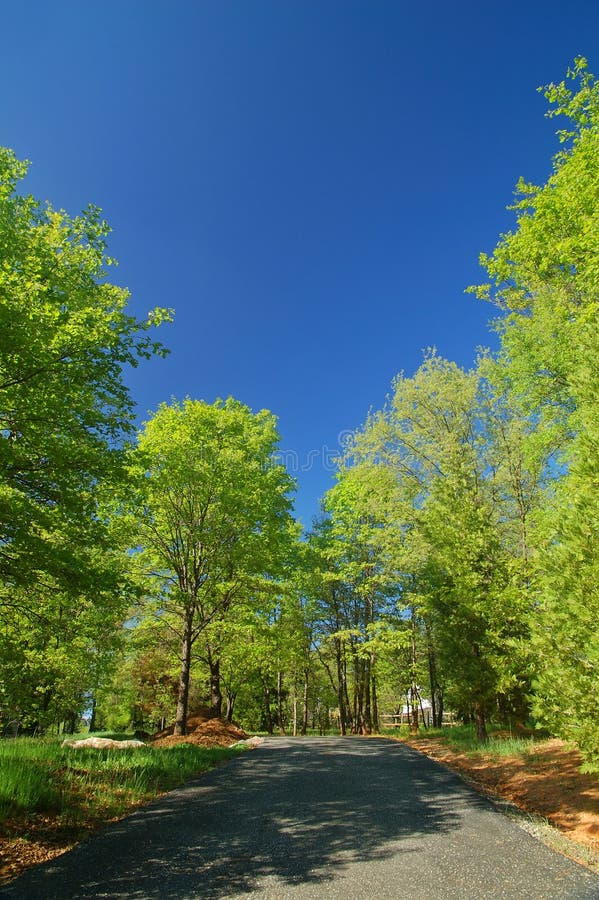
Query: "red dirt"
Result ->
[[150, 708, 248, 748], [401, 735, 599, 856]]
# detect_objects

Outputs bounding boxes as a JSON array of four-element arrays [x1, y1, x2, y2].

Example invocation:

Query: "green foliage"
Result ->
[[307, 60, 598, 761], [0, 735, 243, 821], [127, 397, 296, 731], [472, 60, 599, 767], [2, 60, 596, 764], [93, 635, 180, 732], [132, 396, 294, 600], [0, 147, 171, 732], [336, 353, 536, 738], [0, 147, 171, 595]]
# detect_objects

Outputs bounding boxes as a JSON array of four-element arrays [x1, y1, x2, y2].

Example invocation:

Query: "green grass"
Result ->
[[408, 724, 545, 758], [0, 733, 245, 825], [380, 725, 411, 739]]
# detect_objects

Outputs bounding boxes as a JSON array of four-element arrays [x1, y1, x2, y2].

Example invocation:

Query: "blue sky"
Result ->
[[2, 1, 597, 525]]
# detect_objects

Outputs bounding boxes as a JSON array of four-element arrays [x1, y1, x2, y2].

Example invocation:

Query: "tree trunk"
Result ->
[[225, 690, 236, 722], [342, 655, 352, 733], [292, 682, 298, 737], [371, 668, 379, 733], [363, 656, 372, 735], [409, 606, 419, 734], [264, 685, 274, 734], [174, 609, 194, 735], [276, 670, 286, 735], [474, 702, 488, 742], [62, 713, 77, 735], [88, 696, 97, 733], [353, 654, 365, 734], [335, 638, 347, 735], [409, 685, 419, 734], [419, 695, 429, 729], [427, 630, 440, 726], [435, 689, 444, 728], [207, 646, 222, 718], [301, 668, 309, 736]]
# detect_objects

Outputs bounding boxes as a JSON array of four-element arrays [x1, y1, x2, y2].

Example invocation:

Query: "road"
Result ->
[[1, 737, 598, 899]]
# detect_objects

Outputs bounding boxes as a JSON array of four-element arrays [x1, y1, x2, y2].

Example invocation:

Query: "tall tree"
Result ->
[[129, 397, 295, 734], [322, 465, 401, 734], [471, 59, 599, 766], [0, 148, 171, 593], [345, 354, 533, 739], [0, 147, 170, 730]]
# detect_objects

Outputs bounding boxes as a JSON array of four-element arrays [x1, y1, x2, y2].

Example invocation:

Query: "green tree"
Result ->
[[0, 147, 170, 730], [346, 354, 533, 740], [129, 397, 295, 735], [0, 148, 170, 593], [322, 465, 402, 734], [471, 59, 599, 765]]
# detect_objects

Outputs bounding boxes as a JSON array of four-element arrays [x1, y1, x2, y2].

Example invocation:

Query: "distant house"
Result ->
[[381, 698, 433, 728]]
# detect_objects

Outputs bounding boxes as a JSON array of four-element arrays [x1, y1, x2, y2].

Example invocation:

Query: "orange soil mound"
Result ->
[[151, 710, 247, 748], [151, 706, 216, 741]]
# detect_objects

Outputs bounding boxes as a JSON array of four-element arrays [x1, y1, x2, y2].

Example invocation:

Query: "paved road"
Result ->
[[2, 737, 598, 899]]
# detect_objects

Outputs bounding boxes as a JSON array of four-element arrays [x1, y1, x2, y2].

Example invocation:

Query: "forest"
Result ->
[[1, 59, 597, 770]]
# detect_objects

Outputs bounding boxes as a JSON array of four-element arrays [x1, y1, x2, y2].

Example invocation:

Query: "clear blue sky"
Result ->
[[2, 1, 597, 526]]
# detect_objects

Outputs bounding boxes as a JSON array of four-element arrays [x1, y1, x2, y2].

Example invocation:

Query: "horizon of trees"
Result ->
[[0, 60, 597, 769]]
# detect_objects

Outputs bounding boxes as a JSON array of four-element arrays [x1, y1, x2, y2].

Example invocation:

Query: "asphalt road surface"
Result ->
[[2, 737, 598, 899]]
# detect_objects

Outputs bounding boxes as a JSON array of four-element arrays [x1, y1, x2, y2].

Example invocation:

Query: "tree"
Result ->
[[129, 397, 295, 735], [0, 147, 171, 730], [0, 148, 171, 591], [322, 466, 402, 734], [343, 354, 534, 740], [471, 59, 599, 766]]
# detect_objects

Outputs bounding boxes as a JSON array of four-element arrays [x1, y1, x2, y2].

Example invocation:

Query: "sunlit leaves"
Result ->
[[0, 147, 171, 729], [473, 61, 599, 766]]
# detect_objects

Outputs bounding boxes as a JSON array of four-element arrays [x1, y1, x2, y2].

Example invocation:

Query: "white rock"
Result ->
[[62, 737, 147, 750], [229, 736, 264, 749]]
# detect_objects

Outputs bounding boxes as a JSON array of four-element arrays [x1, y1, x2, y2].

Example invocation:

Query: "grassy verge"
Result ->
[[382, 723, 547, 758], [0, 733, 245, 828]]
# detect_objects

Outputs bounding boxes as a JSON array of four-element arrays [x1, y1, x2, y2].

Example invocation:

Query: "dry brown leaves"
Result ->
[[0, 817, 89, 885]]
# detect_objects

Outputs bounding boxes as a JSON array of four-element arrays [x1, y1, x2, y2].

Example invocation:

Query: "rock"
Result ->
[[62, 737, 147, 750], [229, 736, 264, 749]]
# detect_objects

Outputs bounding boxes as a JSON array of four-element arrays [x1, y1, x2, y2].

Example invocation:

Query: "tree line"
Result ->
[[0, 61, 597, 769]]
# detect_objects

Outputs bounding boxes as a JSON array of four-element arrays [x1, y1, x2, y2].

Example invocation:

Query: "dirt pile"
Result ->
[[151, 707, 248, 748]]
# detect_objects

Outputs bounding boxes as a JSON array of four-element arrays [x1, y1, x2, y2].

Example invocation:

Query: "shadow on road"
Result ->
[[0, 737, 503, 899]]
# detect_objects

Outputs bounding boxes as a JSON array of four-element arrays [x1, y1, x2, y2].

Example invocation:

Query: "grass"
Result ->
[[380, 725, 411, 739], [0, 733, 245, 827], [403, 723, 546, 758]]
